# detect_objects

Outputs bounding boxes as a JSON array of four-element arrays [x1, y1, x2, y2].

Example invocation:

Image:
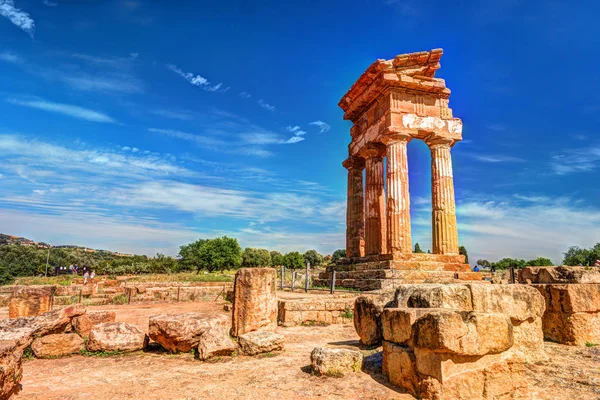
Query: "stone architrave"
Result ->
[[361, 143, 387, 256], [343, 156, 365, 258], [427, 138, 459, 255], [9, 286, 54, 318], [231, 268, 277, 337], [382, 133, 412, 254]]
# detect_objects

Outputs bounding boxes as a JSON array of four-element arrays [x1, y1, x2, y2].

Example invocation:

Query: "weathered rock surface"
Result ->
[[353, 296, 383, 346], [87, 322, 148, 353], [196, 314, 236, 361], [0, 304, 86, 351], [519, 266, 600, 284], [149, 313, 220, 353], [72, 311, 116, 338], [310, 347, 363, 376], [231, 268, 277, 337], [8, 286, 54, 318], [0, 341, 23, 400], [238, 331, 284, 356], [31, 333, 84, 358]]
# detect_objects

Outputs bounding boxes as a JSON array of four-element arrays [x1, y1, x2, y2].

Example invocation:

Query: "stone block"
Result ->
[[310, 347, 363, 376], [149, 313, 223, 353], [535, 284, 600, 313], [469, 284, 545, 323], [381, 308, 422, 344], [238, 331, 284, 356], [231, 268, 277, 337], [412, 311, 513, 356], [196, 315, 236, 361], [87, 322, 148, 353], [542, 311, 600, 346], [8, 286, 54, 318], [519, 266, 600, 284], [0, 341, 22, 400], [353, 296, 383, 345], [382, 341, 418, 394], [31, 333, 84, 358], [72, 311, 116, 338], [395, 284, 473, 310]]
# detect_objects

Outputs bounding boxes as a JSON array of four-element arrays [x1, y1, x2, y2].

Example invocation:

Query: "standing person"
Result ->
[[83, 270, 89, 285], [595, 259, 600, 267], [91, 270, 96, 279]]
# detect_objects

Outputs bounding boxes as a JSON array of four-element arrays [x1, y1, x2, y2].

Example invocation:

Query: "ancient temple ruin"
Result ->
[[318, 49, 477, 290]]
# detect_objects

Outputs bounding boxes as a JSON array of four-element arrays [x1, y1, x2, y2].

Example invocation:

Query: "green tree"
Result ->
[[525, 257, 554, 267], [178, 237, 242, 272], [0, 265, 14, 285], [477, 259, 491, 268], [242, 248, 271, 267], [491, 258, 526, 270], [459, 246, 468, 264], [270, 251, 284, 267], [178, 239, 209, 271], [562, 244, 600, 266], [332, 249, 346, 262], [283, 251, 304, 269], [414, 243, 424, 253], [303, 249, 323, 267]]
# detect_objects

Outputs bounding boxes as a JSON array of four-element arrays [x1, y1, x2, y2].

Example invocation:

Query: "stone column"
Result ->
[[428, 140, 459, 255], [343, 157, 365, 259], [382, 134, 412, 254], [362, 143, 387, 256]]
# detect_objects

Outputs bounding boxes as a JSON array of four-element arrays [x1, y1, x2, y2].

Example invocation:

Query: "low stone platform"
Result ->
[[314, 254, 478, 291], [277, 298, 355, 326]]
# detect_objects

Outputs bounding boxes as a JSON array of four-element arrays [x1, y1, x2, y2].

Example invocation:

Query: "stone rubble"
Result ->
[[310, 347, 364, 376], [238, 331, 284, 356], [87, 322, 148, 353], [71, 311, 116, 338], [31, 333, 84, 358], [8, 286, 55, 318]]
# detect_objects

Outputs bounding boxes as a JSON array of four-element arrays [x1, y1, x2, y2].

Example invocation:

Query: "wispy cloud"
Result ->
[[42, 0, 57, 6], [485, 124, 506, 132], [551, 146, 600, 175], [7, 98, 116, 123], [309, 120, 331, 133], [167, 64, 226, 92], [283, 125, 306, 144], [258, 99, 275, 112], [0, 0, 35, 37], [148, 128, 226, 148], [151, 109, 194, 121], [470, 154, 525, 163], [239, 91, 251, 98], [0, 51, 23, 64]]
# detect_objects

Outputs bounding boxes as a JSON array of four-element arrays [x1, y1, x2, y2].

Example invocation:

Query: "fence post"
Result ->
[[127, 287, 132, 304], [330, 270, 336, 294], [509, 267, 515, 284], [305, 262, 310, 293], [281, 266, 285, 290], [78, 289, 82, 304], [291, 271, 296, 292], [177, 285, 180, 302]]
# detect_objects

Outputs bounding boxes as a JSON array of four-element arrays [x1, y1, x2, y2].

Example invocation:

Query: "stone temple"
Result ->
[[317, 49, 480, 290]]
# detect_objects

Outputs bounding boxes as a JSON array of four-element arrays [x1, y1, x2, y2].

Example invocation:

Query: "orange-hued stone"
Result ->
[[231, 268, 277, 337], [340, 48, 464, 269], [8, 286, 54, 318]]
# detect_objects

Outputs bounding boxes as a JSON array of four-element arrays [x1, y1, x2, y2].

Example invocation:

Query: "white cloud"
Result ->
[[239, 92, 251, 98], [485, 124, 506, 132], [7, 98, 116, 123], [470, 154, 525, 163], [42, 0, 57, 6], [257, 99, 275, 111], [283, 136, 305, 144], [0, 51, 23, 63], [167, 64, 226, 92], [151, 109, 194, 121], [130, 52, 139, 58], [0, 0, 35, 37], [309, 120, 331, 133], [551, 146, 600, 175]]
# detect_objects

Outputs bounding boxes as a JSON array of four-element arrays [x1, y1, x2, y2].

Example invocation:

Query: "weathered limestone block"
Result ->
[[8, 286, 54, 318], [72, 311, 116, 338], [412, 311, 513, 356], [0, 304, 86, 351], [149, 313, 218, 353], [31, 333, 84, 358], [196, 314, 236, 361], [238, 331, 284, 356], [231, 268, 277, 337], [354, 296, 383, 346], [310, 347, 363, 376], [0, 341, 22, 400], [469, 284, 545, 323], [542, 312, 600, 346], [519, 266, 600, 284], [87, 322, 148, 353], [395, 284, 473, 310], [382, 308, 430, 344], [536, 284, 600, 313], [382, 341, 418, 393]]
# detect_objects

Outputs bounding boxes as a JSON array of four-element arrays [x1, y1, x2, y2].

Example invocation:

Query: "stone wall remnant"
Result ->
[[8, 286, 54, 318], [231, 268, 277, 337]]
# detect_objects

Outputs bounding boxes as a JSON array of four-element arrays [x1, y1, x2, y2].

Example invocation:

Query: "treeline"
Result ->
[[0, 236, 344, 283]]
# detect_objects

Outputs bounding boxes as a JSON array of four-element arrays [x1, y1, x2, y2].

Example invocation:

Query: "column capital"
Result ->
[[359, 142, 386, 159], [424, 133, 456, 148], [342, 156, 365, 170], [381, 131, 412, 145]]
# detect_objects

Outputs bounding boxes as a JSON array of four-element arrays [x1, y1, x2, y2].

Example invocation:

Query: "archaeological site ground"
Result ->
[[1, 50, 599, 400]]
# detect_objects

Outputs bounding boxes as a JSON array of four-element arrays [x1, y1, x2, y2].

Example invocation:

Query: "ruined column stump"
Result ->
[[231, 267, 277, 337], [8, 285, 54, 318]]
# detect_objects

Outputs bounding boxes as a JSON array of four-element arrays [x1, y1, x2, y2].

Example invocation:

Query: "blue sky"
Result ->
[[0, 0, 599, 264]]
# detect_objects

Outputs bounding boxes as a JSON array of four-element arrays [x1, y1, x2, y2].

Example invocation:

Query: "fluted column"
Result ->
[[362, 143, 387, 256], [382, 134, 412, 254], [429, 140, 459, 255], [343, 157, 365, 259]]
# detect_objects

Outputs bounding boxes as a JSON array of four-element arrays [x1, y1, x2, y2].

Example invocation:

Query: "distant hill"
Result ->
[[0, 233, 134, 257]]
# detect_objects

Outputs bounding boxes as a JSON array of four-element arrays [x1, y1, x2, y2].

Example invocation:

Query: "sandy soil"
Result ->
[[7, 299, 600, 400]]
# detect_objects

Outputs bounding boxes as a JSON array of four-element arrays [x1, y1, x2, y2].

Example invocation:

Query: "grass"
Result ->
[[79, 348, 126, 357], [15, 275, 75, 286], [585, 342, 598, 347], [341, 306, 354, 319], [22, 346, 35, 360], [301, 320, 329, 327], [110, 294, 129, 305], [14, 272, 234, 286]]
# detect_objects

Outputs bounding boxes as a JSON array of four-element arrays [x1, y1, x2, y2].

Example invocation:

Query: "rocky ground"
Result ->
[[4, 300, 600, 400]]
